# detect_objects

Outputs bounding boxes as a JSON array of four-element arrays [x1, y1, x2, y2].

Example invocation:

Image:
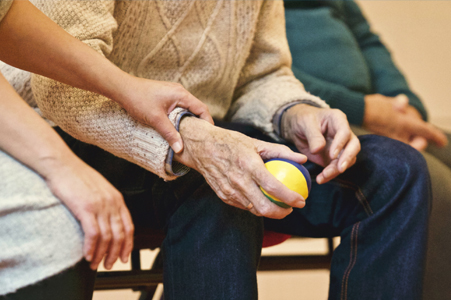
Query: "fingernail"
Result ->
[[172, 141, 183, 153], [86, 254, 92, 262], [340, 161, 348, 172]]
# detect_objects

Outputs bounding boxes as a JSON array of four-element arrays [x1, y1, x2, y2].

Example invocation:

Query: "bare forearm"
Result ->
[[0, 74, 79, 179], [0, 0, 129, 103]]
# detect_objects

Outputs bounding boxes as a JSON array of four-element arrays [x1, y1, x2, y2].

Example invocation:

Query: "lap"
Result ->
[[0, 151, 83, 296]]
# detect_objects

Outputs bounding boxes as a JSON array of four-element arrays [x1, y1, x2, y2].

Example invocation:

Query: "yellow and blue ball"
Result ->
[[261, 158, 311, 208]]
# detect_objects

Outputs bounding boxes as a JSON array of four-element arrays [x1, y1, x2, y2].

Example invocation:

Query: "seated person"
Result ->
[[0, 1, 210, 298], [284, 0, 451, 298], [2, 1, 432, 299]]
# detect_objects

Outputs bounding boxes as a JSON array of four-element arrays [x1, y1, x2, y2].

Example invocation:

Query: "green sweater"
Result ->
[[284, 0, 427, 125]]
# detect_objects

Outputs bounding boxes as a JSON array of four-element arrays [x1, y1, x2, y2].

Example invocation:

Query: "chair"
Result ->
[[94, 227, 334, 299]]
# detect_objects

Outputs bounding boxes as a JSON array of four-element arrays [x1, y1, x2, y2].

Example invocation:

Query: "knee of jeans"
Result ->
[[358, 135, 431, 213], [358, 135, 429, 179]]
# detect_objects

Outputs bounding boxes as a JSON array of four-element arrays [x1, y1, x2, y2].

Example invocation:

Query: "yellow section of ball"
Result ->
[[261, 160, 309, 205]]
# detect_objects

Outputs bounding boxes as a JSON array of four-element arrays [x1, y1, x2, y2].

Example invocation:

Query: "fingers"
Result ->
[[82, 202, 133, 271], [120, 207, 134, 263], [409, 136, 428, 151], [336, 134, 360, 173], [90, 215, 112, 270], [405, 118, 448, 147], [180, 93, 214, 125], [103, 214, 125, 270], [392, 94, 409, 113], [150, 113, 184, 153], [257, 141, 307, 165], [328, 116, 353, 160], [316, 159, 339, 185], [79, 214, 100, 263], [255, 164, 306, 210], [303, 121, 327, 154]]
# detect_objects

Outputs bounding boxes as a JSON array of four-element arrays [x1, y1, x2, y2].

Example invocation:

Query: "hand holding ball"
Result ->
[[261, 158, 311, 208]]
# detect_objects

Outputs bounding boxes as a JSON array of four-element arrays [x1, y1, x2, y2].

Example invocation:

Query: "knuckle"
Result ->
[[332, 108, 347, 119], [126, 224, 135, 236], [258, 204, 272, 216], [262, 181, 278, 195], [102, 232, 112, 242], [115, 232, 125, 243], [82, 200, 100, 213], [222, 187, 238, 201], [87, 228, 99, 240]]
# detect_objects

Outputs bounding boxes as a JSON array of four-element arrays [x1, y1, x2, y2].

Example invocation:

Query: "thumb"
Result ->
[[393, 94, 409, 113], [409, 136, 428, 151], [153, 116, 184, 153]]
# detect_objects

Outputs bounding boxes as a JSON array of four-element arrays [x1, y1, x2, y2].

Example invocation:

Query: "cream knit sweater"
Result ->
[[4, 0, 327, 180]]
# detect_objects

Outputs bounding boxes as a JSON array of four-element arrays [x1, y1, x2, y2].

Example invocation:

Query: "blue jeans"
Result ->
[[56, 124, 430, 300]]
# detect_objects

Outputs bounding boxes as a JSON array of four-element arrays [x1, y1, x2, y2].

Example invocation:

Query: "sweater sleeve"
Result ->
[[343, 1, 428, 121], [30, 0, 183, 181], [228, 0, 328, 139], [0, 0, 13, 23]]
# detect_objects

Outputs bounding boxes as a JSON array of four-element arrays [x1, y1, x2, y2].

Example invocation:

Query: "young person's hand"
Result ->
[[103, 76, 214, 154], [42, 154, 134, 271]]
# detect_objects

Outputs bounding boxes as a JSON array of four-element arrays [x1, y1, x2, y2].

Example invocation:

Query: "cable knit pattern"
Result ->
[[2, 0, 328, 180]]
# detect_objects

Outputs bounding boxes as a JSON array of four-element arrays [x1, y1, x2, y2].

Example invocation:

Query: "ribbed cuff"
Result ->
[[165, 111, 195, 177], [131, 108, 190, 181], [272, 100, 324, 138]]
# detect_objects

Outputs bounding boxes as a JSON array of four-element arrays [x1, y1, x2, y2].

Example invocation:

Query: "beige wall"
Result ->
[[357, 0, 451, 130]]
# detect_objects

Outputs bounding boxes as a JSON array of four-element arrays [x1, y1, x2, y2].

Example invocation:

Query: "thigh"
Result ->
[[1, 260, 95, 300], [426, 130, 451, 169], [421, 151, 451, 300], [0, 151, 84, 296]]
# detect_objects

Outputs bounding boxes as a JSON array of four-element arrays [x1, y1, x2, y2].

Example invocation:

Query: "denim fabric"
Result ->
[[55, 124, 430, 300], [265, 136, 431, 300]]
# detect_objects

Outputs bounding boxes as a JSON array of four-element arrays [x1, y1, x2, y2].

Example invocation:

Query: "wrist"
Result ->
[[34, 145, 82, 181], [98, 69, 134, 106], [281, 103, 312, 141]]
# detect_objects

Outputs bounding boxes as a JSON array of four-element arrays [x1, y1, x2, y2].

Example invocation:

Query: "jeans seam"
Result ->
[[341, 222, 360, 300], [335, 179, 374, 216]]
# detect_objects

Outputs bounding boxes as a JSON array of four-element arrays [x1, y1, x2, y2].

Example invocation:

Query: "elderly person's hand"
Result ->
[[174, 117, 308, 219], [280, 104, 361, 184], [364, 94, 447, 151]]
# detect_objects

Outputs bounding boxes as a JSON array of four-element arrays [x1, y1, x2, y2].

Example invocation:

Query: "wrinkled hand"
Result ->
[[117, 77, 214, 153], [43, 155, 134, 270], [281, 104, 361, 184], [364, 94, 447, 151], [174, 117, 308, 219]]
